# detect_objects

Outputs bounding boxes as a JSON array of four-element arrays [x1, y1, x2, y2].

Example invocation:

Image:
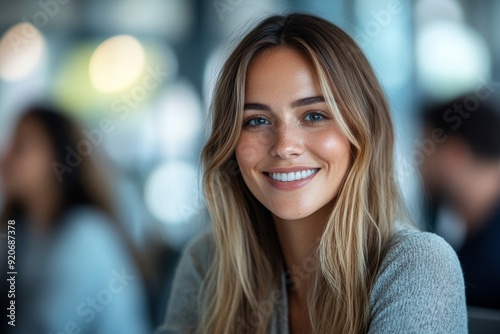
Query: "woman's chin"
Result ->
[[270, 208, 316, 222]]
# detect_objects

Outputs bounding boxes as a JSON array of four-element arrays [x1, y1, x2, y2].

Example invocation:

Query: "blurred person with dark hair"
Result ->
[[420, 95, 500, 309], [0, 105, 152, 333]]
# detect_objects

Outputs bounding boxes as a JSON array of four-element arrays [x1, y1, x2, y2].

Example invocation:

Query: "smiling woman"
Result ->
[[157, 13, 467, 334]]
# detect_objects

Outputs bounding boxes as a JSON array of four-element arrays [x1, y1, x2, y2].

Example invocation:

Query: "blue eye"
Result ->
[[245, 117, 270, 127], [304, 112, 326, 122]]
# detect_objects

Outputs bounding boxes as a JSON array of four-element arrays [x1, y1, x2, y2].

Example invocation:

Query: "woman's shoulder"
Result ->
[[159, 230, 215, 333], [177, 229, 215, 278], [55, 206, 120, 250], [57, 206, 113, 235], [369, 224, 467, 333], [375, 224, 464, 289], [382, 224, 461, 272], [50, 206, 132, 272]]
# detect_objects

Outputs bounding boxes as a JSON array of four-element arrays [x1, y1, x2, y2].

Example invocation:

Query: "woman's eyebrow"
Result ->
[[243, 102, 271, 111], [290, 95, 325, 108], [243, 96, 325, 112]]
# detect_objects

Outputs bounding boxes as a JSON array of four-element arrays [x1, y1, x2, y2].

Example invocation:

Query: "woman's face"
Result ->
[[1, 117, 56, 201], [235, 47, 351, 221]]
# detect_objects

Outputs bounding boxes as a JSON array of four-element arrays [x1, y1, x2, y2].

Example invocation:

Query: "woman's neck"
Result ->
[[273, 203, 331, 304], [273, 204, 331, 333]]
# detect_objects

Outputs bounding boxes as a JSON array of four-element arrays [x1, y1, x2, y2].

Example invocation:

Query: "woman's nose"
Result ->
[[269, 124, 304, 159]]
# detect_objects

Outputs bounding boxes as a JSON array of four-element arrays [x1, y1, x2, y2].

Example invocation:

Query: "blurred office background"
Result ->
[[3, 0, 500, 248], [0, 0, 499, 332]]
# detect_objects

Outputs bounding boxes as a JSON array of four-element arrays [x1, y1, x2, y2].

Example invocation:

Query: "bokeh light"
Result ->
[[54, 40, 176, 116], [416, 21, 491, 99], [0, 22, 46, 82], [145, 160, 201, 225], [89, 35, 145, 93], [156, 81, 202, 157]]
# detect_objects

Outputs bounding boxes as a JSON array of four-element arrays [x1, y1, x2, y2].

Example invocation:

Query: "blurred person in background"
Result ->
[[0, 105, 152, 333], [420, 96, 500, 309]]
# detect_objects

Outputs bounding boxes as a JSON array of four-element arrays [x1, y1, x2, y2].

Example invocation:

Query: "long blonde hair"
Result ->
[[201, 13, 405, 333]]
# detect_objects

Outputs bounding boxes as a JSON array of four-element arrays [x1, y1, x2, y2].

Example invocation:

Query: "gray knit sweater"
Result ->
[[157, 227, 467, 333]]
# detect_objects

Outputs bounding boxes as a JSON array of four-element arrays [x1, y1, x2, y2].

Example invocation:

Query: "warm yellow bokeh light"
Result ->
[[89, 35, 145, 93], [0, 22, 46, 82]]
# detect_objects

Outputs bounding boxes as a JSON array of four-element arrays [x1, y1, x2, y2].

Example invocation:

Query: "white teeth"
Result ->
[[268, 169, 318, 182]]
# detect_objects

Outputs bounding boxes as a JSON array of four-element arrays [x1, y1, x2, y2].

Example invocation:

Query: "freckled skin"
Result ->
[[235, 48, 351, 222]]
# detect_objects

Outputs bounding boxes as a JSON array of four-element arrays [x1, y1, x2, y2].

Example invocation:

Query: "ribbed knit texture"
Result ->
[[157, 227, 467, 333]]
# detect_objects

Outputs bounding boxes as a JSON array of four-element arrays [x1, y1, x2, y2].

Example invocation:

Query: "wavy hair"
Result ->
[[200, 13, 405, 333]]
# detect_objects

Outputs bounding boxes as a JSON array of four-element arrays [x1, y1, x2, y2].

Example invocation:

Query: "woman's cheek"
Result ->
[[317, 129, 349, 155], [236, 132, 270, 168]]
